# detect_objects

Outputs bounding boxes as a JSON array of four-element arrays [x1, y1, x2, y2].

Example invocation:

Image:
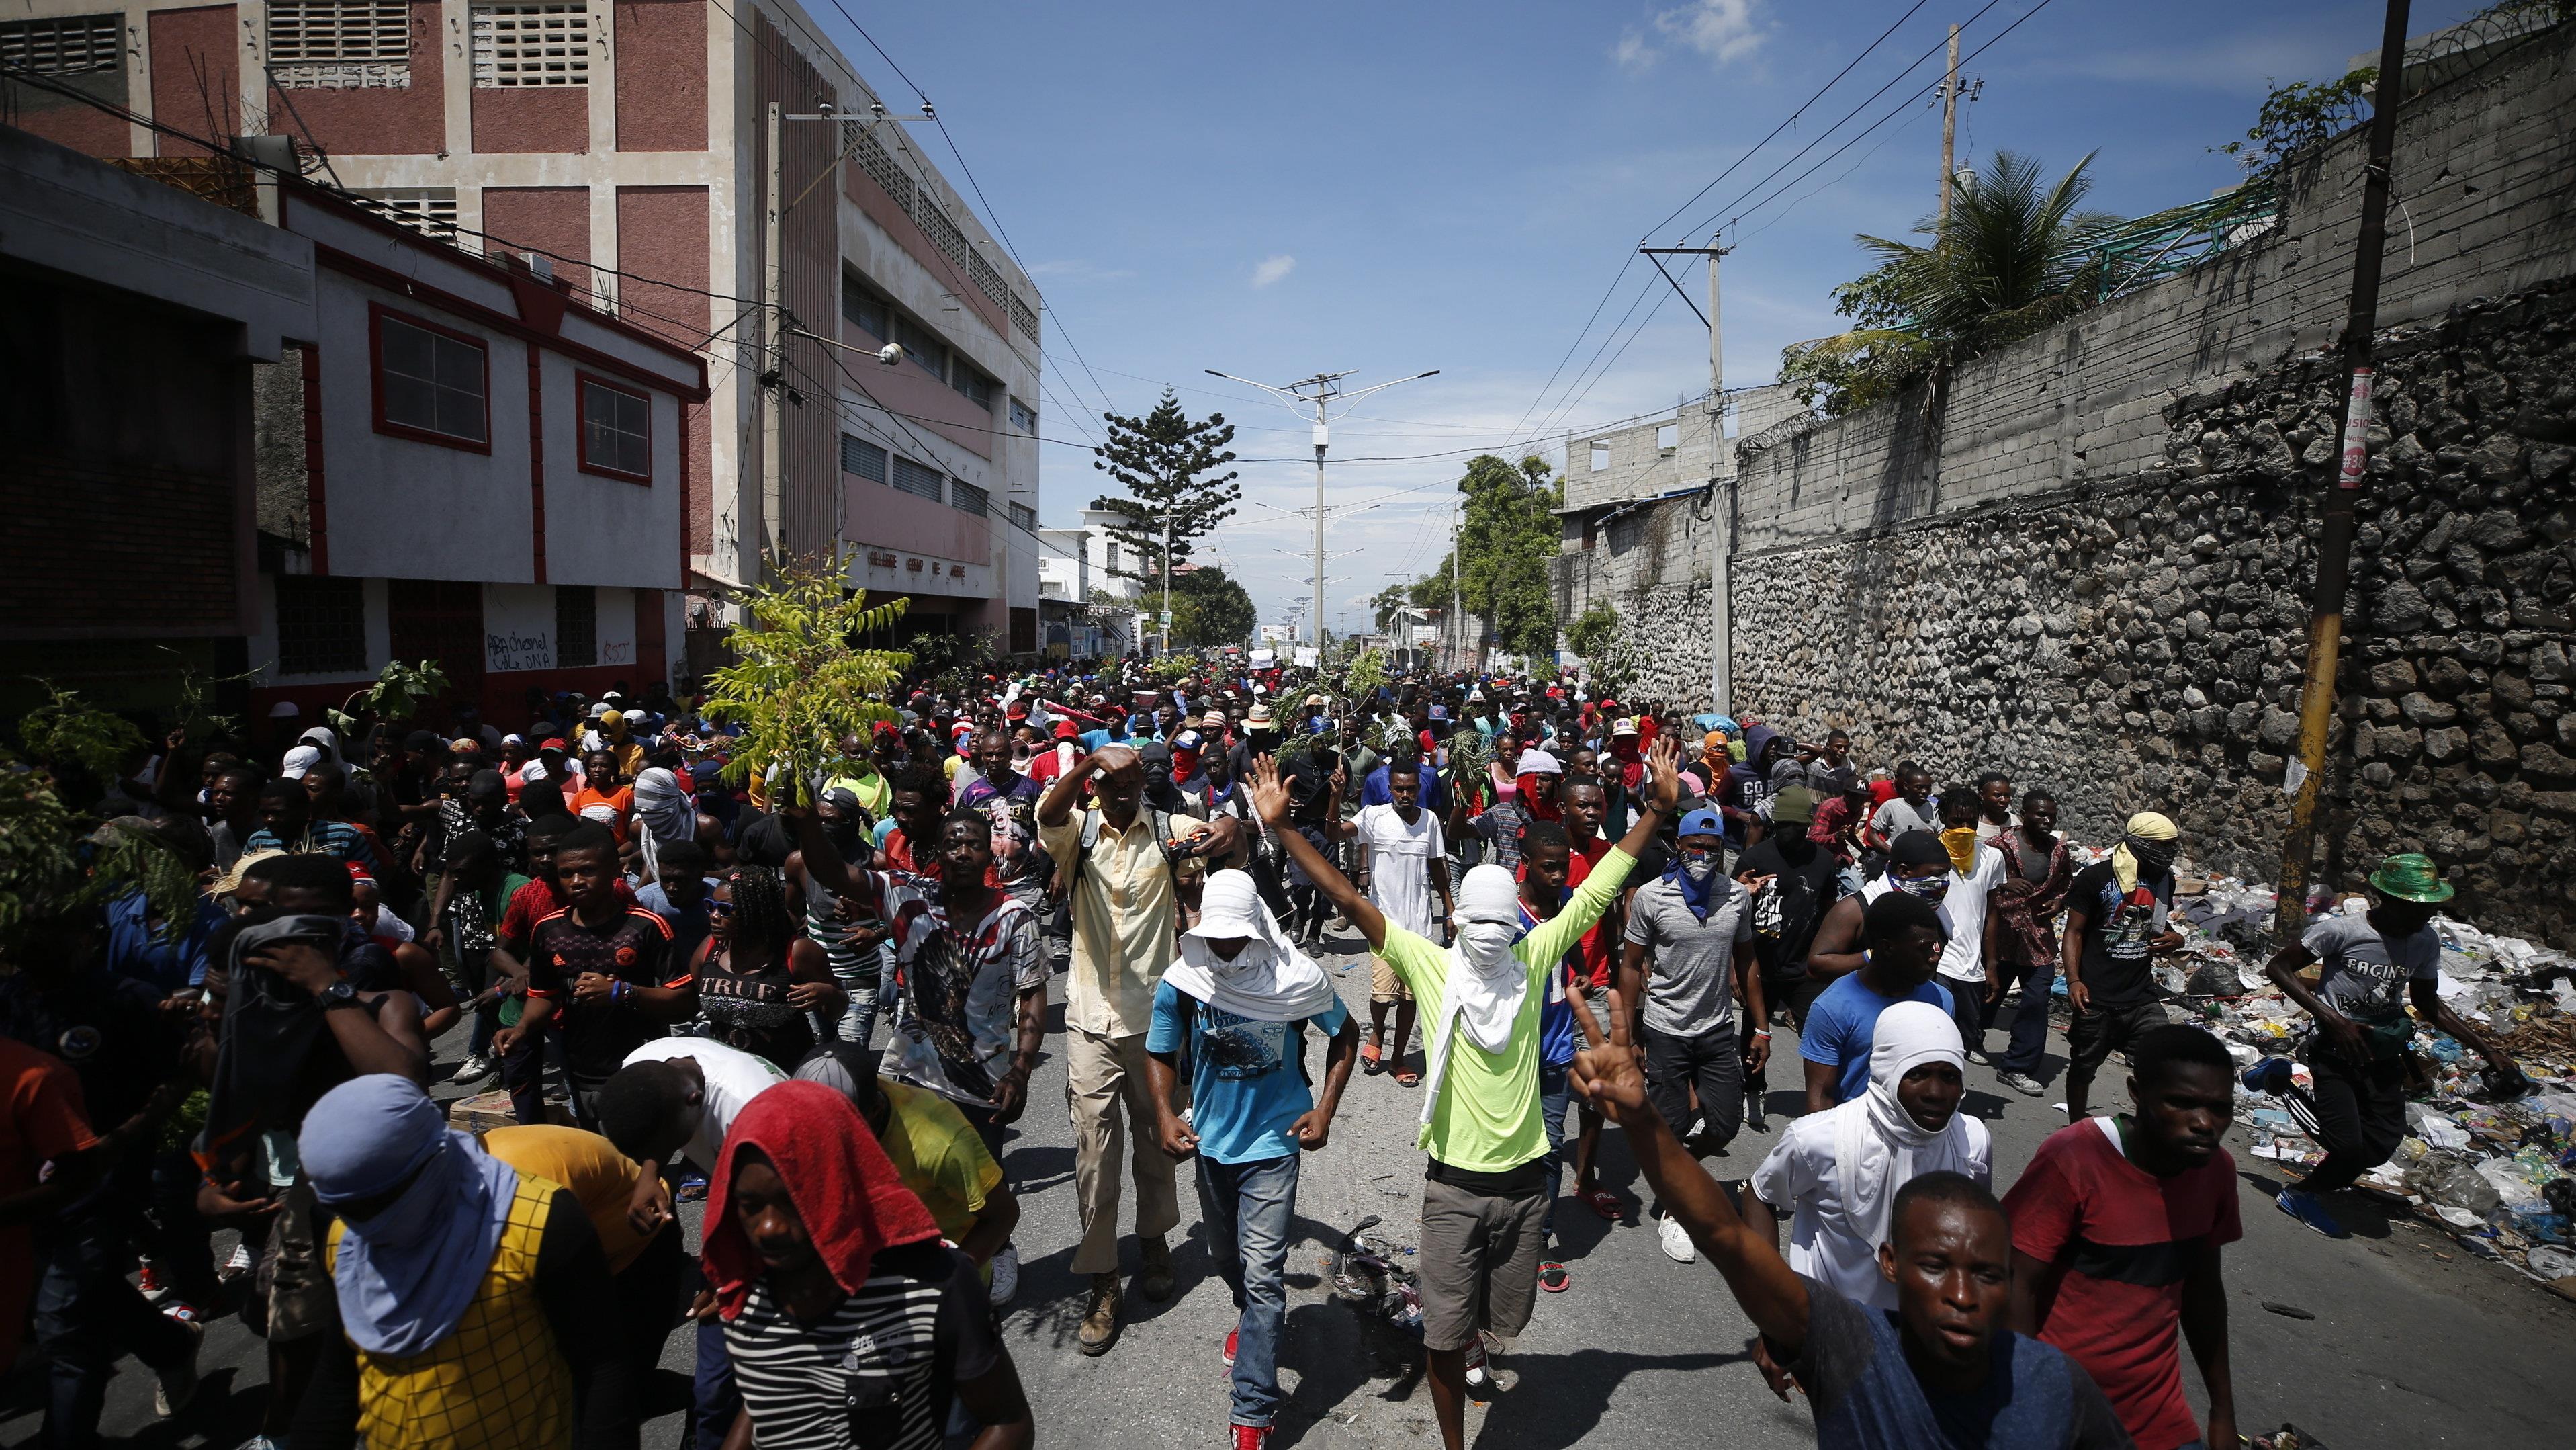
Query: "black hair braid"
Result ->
[[727, 863, 797, 949]]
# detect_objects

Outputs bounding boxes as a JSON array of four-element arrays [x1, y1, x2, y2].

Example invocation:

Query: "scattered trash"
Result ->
[[2250, 1426, 2331, 1449], [2258, 1299, 2316, 1320]]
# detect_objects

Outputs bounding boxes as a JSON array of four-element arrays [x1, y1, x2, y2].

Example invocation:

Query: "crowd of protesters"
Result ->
[[0, 657, 2526, 1450]]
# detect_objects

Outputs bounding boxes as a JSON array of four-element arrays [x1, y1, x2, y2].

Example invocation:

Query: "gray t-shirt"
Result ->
[[2303, 912, 2440, 1025], [1869, 798, 1941, 841], [1622, 874, 1754, 1037]]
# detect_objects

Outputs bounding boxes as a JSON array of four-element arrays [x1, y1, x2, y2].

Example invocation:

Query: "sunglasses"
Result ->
[[707, 900, 739, 919]]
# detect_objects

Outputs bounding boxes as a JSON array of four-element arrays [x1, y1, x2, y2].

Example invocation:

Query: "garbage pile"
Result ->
[[2141, 871, 2576, 1289]]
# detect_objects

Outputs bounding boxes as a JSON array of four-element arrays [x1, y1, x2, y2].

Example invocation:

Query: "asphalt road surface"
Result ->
[[15, 921, 2571, 1449]]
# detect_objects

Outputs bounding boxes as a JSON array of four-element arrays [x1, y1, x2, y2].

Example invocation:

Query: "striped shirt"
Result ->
[[244, 819, 380, 874], [724, 1243, 1000, 1450]]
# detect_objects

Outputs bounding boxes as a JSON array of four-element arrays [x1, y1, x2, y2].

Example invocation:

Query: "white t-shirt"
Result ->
[[1750, 1111, 1994, 1311], [1353, 803, 1446, 936], [1858, 843, 2003, 984], [620, 1037, 789, 1172]]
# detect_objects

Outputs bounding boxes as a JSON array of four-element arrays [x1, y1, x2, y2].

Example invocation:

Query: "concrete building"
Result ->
[[0, 123, 314, 716], [1, 0, 1046, 671], [1035, 505, 1145, 658]]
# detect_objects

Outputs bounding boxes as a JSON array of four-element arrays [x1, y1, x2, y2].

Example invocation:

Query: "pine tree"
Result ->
[[1091, 390, 1241, 641]]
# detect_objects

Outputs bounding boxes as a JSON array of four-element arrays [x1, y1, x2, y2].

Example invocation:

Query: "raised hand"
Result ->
[[1250, 755, 1292, 828], [1568, 987, 1651, 1121], [1647, 734, 1683, 812]]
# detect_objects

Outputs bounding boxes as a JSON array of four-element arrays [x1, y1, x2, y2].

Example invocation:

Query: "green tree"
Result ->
[[1426, 454, 1561, 661], [1167, 565, 1258, 650], [1090, 390, 1241, 639], [700, 550, 909, 790], [1370, 583, 1411, 632], [1781, 150, 2122, 415]]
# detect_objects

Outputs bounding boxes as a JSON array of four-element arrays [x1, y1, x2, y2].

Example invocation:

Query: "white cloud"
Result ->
[[1251, 254, 1297, 289], [1622, 0, 1769, 71]]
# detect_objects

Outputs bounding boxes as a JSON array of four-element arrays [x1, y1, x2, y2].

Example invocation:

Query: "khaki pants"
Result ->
[[1067, 1027, 1182, 1275]]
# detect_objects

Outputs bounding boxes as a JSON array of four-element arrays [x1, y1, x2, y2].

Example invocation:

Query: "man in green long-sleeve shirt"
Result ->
[[1255, 735, 1680, 1450]]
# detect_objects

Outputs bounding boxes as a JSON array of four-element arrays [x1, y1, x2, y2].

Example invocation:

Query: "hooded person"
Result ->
[[703, 1081, 1028, 1449], [1746, 1002, 1992, 1309], [1511, 748, 1564, 824], [1722, 726, 1787, 847], [1146, 871, 1356, 1439], [630, 766, 695, 879], [297, 1074, 613, 1450]]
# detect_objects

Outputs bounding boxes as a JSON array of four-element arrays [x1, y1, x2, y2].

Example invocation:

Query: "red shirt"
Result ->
[[1, 1040, 99, 1363], [500, 876, 637, 949], [2004, 1117, 2244, 1450], [1562, 833, 1616, 988]]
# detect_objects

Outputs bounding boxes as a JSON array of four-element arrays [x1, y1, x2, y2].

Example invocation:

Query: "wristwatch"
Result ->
[[316, 980, 363, 1011]]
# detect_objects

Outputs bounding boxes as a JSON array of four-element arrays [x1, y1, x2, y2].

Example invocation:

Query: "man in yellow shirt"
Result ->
[[1036, 742, 1194, 1353], [1256, 737, 1678, 1450], [792, 1044, 1021, 1301]]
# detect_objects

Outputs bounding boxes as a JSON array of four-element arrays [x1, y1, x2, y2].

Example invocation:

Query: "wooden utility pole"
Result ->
[[1939, 23, 1961, 224]]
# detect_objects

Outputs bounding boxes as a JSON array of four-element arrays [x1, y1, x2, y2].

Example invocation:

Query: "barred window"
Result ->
[[895, 318, 946, 382], [1007, 501, 1036, 533], [275, 575, 369, 677], [0, 15, 121, 75], [949, 480, 989, 517], [1008, 398, 1037, 433], [890, 456, 942, 503], [267, 2, 408, 62], [950, 365, 994, 410], [555, 585, 596, 668], [841, 275, 889, 339], [1010, 292, 1040, 345], [471, 3, 589, 87], [351, 187, 458, 242], [840, 434, 887, 482]]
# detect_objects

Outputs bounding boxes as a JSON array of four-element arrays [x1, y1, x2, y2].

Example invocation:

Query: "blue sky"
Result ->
[[819, 0, 2480, 632]]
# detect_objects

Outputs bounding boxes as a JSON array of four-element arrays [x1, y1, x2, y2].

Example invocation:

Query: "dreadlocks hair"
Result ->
[[725, 864, 797, 949]]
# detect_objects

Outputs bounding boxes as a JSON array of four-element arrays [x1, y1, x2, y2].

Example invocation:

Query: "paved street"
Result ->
[[15, 922, 2572, 1450]]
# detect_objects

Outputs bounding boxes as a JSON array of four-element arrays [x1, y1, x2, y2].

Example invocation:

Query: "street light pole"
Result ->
[[1205, 366, 1439, 658]]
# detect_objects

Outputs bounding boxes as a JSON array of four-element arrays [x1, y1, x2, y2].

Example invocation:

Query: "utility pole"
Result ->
[[1640, 237, 1731, 712], [1939, 23, 1961, 224], [2275, 0, 2411, 946], [1451, 501, 1464, 674], [761, 101, 783, 573], [1206, 366, 1439, 657], [1160, 507, 1174, 656]]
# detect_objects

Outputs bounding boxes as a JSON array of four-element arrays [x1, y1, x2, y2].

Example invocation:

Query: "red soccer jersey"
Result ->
[[2004, 1117, 2244, 1450]]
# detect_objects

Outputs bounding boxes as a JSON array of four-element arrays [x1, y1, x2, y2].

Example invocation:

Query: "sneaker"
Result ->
[[1462, 1334, 1489, 1389], [1223, 1327, 1239, 1367], [1233, 1425, 1271, 1450], [1658, 1214, 1697, 1264], [236, 1438, 285, 1450], [160, 1299, 206, 1326], [138, 1260, 168, 1302], [1538, 1261, 1570, 1293], [454, 1054, 494, 1084], [2274, 1187, 2351, 1239], [987, 1245, 1019, 1306], [153, 1319, 204, 1418], [2242, 1057, 2293, 1095], [676, 1170, 709, 1203], [1078, 1273, 1121, 1356], [1996, 1071, 2046, 1097], [219, 1244, 255, 1283]]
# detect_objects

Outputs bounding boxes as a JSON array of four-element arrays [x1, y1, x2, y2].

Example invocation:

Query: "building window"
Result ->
[[275, 574, 369, 676], [1589, 441, 1610, 472], [351, 187, 458, 242], [1008, 397, 1037, 434], [555, 585, 596, 668], [841, 434, 887, 482], [895, 318, 946, 382], [1656, 423, 1678, 453], [950, 366, 994, 410], [949, 480, 989, 517], [372, 306, 490, 451], [575, 374, 650, 482], [841, 275, 889, 339], [1007, 501, 1036, 532], [0, 14, 120, 75], [1105, 541, 1121, 573], [267, 1, 410, 89], [890, 456, 942, 503], [470, 3, 589, 87]]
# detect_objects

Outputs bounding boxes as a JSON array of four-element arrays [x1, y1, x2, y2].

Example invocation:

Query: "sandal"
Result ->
[[1393, 1068, 1421, 1088], [1587, 1189, 1623, 1221], [1360, 1041, 1385, 1075], [1538, 1261, 1570, 1293]]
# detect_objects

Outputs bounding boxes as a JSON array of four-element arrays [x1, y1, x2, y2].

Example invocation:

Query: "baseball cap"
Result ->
[[1676, 808, 1724, 838]]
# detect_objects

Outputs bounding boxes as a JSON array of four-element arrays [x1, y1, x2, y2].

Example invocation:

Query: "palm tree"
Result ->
[[1781, 150, 2123, 414]]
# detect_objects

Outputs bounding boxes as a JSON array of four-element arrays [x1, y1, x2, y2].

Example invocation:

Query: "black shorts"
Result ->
[[2064, 999, 2169, 1081]]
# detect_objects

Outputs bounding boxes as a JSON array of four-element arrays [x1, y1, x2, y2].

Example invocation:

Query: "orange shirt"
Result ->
[[572, 785, 635, 840], [1, 1041, 99, 1363]]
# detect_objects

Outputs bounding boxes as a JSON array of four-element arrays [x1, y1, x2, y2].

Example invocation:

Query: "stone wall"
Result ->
[[1731, 282, 2576, 941]]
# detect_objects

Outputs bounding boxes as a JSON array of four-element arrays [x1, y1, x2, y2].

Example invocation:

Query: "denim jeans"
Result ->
[[1992, 955, 2056, 1076], [691, 1314, 739, 1450], [458, 945, 502, 1059], [1196, 1152, 1299, 1428], [33, 1212, 195, 1450], [1537, 1058, 1573, 1247], [1943, 977, 1988, 1060], [834, 941, 894, 1045]]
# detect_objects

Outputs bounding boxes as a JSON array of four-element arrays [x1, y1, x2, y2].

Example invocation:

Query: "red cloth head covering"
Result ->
[[1515, 773, 1564, 822], [701, 1081, 942, 1321]]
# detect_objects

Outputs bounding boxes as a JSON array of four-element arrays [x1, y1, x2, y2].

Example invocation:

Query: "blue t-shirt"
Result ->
[[1146, 980, 1350, 1164], [104, 889, 224, 990], [1079, 728, 1114, 753], [1519, 898, 1585, 1068], [637, 877, 720, 965], [1362, 763, 1449, 816], [1791, 1274, 2131, 1450], [1800, 973, 1955, 1105]]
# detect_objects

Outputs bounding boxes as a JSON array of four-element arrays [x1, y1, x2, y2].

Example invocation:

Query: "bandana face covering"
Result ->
[[1897, 871, 1951, 902], [1938, 825, 1980, 876], [1679, 851, 1720, 885]]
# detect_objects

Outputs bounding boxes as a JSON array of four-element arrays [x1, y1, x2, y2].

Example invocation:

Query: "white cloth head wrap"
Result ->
[[1161, 871, 1339, 1021], [1830, 1001, 1990, 1254], [1417, 863, 1529, 1148]]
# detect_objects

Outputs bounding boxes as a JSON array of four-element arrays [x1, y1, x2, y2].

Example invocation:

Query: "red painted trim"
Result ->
[[320, 243, 709, 403], [368, 302, 495, 455], [529, 348, 549, 585], [283, 184, 708, 382], [301, 343, 330, 576], [572, 370, 653, 485]]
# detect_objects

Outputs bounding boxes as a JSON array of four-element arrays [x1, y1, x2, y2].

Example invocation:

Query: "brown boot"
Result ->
[[1077, 1272, 1121, 1355], [1138, 1234, 1175, 1302]]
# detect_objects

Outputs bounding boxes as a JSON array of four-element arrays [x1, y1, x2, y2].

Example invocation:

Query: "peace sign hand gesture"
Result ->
[[1568, 987, 1652, 1123]]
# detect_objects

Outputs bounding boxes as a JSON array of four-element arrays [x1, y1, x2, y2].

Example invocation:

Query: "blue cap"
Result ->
[[1677, 808, 1724, 838]]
